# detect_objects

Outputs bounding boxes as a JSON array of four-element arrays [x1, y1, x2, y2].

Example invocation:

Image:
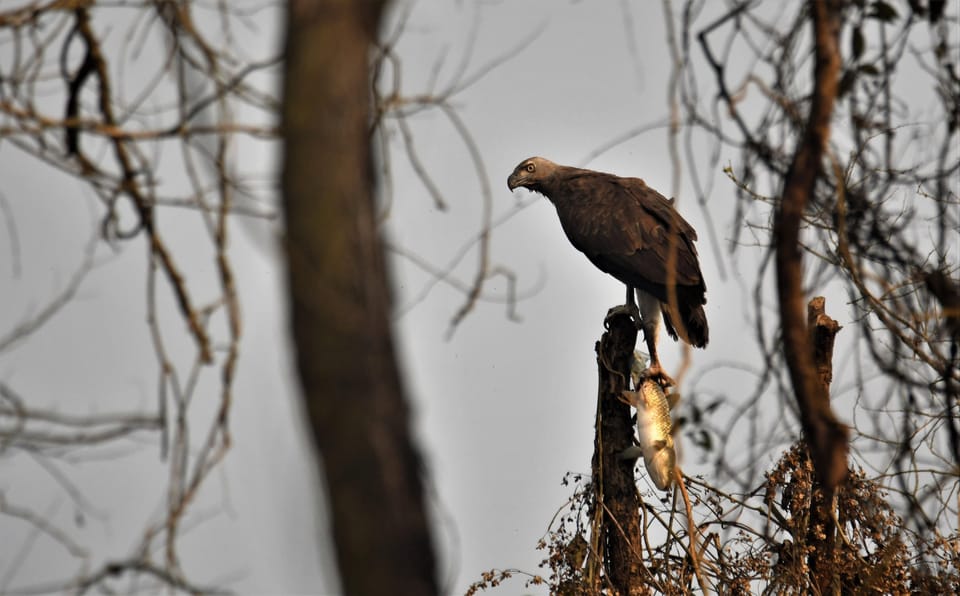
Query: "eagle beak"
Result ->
[[507, 172, 522, 191]]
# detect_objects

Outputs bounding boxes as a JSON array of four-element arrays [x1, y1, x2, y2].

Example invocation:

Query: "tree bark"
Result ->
[[809, 296, 842, 396], [280, 1, 438, 594], [592, 312, 648, 595]]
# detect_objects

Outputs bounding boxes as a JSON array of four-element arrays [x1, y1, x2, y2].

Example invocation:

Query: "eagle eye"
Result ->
[[525, 163, 535, 173]]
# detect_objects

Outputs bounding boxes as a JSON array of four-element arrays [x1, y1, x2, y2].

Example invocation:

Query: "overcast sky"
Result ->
[[2, 0, 949, 594], [0, 2, 784, 593], [386, 3, 755, 592]]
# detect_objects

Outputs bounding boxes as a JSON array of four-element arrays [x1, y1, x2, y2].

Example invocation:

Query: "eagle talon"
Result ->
[[638, 363, 676, 389]]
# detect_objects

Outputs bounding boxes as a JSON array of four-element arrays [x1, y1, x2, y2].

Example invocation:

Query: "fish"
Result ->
[[621, 351, 677, 491]]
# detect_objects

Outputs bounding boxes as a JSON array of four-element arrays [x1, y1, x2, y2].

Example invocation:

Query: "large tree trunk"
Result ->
[[280, 1, 438, 594]]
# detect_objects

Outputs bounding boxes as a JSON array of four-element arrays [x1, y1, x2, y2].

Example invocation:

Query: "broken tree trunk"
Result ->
[[805, 296, 843, 595], [590, 311, 648, 595]]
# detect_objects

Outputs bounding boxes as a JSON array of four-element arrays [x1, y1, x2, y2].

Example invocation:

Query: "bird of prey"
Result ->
[[507, 156, 708, 384]]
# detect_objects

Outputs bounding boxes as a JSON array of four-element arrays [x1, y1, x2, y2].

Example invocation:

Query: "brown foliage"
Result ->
[[765, 443, 959, 594], [473, 438, 959, 595]]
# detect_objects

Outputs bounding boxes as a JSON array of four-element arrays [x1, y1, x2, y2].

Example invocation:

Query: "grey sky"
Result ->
[[0, 1, 776, 593], [2, 0, 954, 594]]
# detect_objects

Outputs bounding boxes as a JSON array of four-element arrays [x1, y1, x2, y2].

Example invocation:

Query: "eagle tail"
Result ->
[[661, 301, 709, 348]]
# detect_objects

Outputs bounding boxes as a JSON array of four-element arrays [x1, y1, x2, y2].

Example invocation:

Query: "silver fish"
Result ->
[[621, 351, 676, 491]]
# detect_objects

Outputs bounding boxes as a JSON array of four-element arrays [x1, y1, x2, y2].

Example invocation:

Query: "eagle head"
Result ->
[[507, 156, 557, 192]]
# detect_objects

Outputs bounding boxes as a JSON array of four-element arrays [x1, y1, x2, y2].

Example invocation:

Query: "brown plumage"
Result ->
[[507, 156, 708, 381]]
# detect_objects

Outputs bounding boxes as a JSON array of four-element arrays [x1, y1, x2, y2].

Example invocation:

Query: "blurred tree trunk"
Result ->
[[775, 0, 848, 490], [774, 0, 847, 592], [280, 1, 438, 595], [591, 312, 648, 594]]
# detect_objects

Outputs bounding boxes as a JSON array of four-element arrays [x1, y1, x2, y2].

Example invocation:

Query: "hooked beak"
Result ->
[[507, 172, 524, 191]]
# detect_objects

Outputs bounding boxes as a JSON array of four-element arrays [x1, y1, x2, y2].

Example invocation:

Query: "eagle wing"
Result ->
[[555, 173, 703, 295]]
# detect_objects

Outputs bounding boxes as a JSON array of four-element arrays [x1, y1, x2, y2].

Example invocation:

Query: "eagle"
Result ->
[[507, 156, 708, 385]]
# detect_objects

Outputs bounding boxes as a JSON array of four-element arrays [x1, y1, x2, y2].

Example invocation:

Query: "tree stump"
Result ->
[[590, 311, 648, 595]]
